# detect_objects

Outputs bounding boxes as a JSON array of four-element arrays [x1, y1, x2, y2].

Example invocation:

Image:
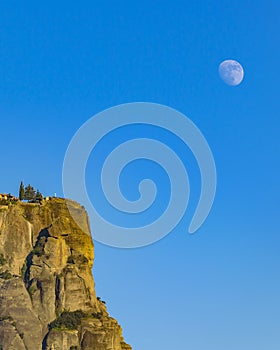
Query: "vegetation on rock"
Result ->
[[49, 310, 86, 330], [21, 183, 43, 203], [0, 253, 6, 266], [49, 310, 104, 331], [19, 181, 25, 200], [0, 270, 13, 279]]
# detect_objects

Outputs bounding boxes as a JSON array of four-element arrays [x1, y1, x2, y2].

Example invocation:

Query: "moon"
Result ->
[[219, 59, 244, 86]]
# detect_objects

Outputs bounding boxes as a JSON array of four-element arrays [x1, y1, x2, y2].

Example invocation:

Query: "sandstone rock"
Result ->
[[0, 198, 132, 350]]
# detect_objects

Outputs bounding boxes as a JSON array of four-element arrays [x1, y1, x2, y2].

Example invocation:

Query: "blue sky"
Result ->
[[0, 1, 279, 349]]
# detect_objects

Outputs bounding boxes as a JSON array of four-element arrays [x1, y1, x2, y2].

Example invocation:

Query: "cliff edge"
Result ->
[[0, 197, 132, 350]]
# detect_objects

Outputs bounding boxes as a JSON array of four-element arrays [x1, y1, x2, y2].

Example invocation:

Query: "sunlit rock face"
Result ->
[[0, 198, 132, 350]]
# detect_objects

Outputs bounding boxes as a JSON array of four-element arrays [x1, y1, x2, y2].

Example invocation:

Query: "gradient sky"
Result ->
[[0, 1, 279, 349]]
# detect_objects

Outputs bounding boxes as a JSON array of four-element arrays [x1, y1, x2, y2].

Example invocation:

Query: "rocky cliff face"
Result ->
[[0, 198, 132, 350]]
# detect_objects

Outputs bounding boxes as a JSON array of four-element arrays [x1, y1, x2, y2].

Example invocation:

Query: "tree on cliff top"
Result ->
[[35, 189, 43, 203], [19, 181, 25, 200], [24, 184, 36, 201]]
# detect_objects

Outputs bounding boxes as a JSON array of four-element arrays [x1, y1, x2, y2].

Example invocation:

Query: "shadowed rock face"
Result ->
[[0, 198, 132, 350]]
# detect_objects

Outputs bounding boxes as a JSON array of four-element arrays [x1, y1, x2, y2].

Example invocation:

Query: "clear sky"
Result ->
[[0, 1, 279, 349]]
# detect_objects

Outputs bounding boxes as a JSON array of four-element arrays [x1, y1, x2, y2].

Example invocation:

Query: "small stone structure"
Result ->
[[0, 194, 19, 202]]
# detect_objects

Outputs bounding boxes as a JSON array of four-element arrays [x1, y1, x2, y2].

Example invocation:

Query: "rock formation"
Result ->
[[0, 197, 132, 350]]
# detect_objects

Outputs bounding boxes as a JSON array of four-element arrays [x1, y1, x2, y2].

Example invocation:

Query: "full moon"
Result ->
[[219, 59, 244, 86]]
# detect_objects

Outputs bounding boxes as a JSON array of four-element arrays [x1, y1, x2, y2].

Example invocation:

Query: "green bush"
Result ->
[[0, 254, 6, 266], [28, 285, 37, 296], [32, 239, 45, 257], [91, 312, 102, 319], [0, 270, 13, 279], [67, 256, 75, 264], [49, 310, 86, 330], [97, 296, 106, 304], [20, 261, 27, 278], [0, 316, 12, 322]]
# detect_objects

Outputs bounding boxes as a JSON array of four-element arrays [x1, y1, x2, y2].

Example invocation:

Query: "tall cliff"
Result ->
[[0, 197, 132, 350]]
